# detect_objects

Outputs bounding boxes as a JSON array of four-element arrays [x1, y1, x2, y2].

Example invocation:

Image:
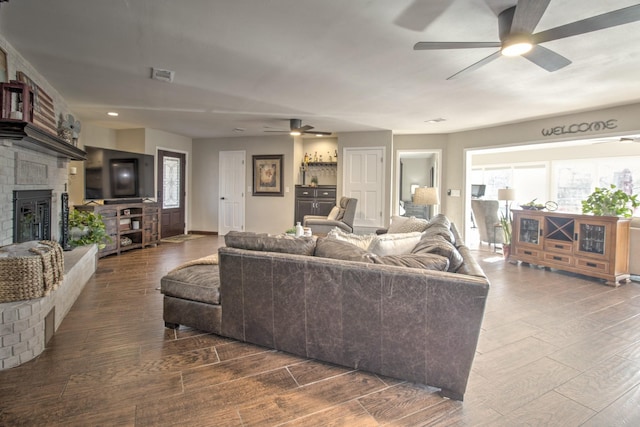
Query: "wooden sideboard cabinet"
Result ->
[[294, 185, 336, 225], [75, 202, 161, 258], [510, 210, 631, 286]]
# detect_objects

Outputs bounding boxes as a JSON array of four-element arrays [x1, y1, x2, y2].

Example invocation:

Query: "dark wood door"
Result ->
[[157, 150, 186, 238]]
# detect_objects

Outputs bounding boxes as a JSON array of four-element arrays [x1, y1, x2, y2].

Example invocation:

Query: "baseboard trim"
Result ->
[[188, 230, 218, 235]]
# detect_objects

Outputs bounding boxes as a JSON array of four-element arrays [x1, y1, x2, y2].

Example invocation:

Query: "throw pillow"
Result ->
[[314, 238, 376, 263], [327, 228, 376, 250], [327, 206, 340, 220], [412, 234, 463, 272], [386, 215, 409, 232], [368, 232, 423, 256], [388, 216, 429, 233]]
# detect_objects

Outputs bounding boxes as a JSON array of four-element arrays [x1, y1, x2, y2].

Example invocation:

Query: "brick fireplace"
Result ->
[[1, 126, 96, 369]]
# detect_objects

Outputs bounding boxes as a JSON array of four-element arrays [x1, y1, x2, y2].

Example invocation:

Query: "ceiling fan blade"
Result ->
[[533, 4, 640, 44], [446, 50, 502, 80], [299, 125, 314, 132], [510, 0, 551, 34], [522, 45, 571, 72], [394, 0, 452, 32], [303, 130, 332, 136], [414, 41, 501, 50]]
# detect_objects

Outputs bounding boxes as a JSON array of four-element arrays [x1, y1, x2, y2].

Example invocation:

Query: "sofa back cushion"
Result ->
[[314, 238, 376, 263], [224, 231, 317, 256], [412, 234, 463, 272], [372, 253, 449, 271], [422, 214, 455, 244]]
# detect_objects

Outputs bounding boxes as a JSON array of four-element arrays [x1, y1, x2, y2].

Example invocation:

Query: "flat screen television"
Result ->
[[471, 184, 486, 198], [84, 146, 155, 201]]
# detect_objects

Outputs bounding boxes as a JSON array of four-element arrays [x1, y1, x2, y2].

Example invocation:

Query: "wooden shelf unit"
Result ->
[[510, 210, 631, 286], [75, 202, 160, 258]]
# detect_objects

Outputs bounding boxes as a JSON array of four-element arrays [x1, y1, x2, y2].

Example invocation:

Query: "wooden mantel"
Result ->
[[0, 120, 86, 161]]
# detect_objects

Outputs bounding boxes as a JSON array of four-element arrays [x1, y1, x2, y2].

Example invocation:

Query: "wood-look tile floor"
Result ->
[[2, 236, 640, 426]]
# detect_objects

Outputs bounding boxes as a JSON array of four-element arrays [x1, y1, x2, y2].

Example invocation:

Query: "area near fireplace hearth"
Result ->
[[0, 36, 97, 369]]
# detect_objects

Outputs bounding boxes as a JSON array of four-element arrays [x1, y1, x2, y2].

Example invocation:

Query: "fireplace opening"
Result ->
[[13, 190, 52, 243]]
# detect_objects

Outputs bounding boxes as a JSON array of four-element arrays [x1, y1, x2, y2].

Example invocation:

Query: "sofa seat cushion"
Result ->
[[225, 231, 317, 256], [161, 264, 220, 305], [372, 253, 449, 270], [412, 234, 464, 272]]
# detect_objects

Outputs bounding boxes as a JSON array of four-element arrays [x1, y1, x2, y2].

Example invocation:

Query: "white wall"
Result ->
[[192, 134, 296, 234], [440, 103, 640, 232]]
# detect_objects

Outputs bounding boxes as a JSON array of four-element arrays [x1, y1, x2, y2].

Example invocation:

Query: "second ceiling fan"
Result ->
[[264, 119, 332, 136], [413, 0, 640, 79]]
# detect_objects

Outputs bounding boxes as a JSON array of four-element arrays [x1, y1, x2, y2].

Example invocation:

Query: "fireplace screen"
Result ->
[[13, 190, 52, 243]]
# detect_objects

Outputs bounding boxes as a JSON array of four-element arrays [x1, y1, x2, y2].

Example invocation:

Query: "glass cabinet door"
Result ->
[[577, 222, 607, 255], [518, 217, 541, 245]]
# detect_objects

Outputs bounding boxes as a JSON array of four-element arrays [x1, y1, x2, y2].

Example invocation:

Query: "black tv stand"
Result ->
[[103, 198, 143, 205]]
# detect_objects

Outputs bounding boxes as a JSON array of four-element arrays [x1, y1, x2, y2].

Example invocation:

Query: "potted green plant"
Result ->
[[581, 184, 639, 217], [499, 212, 512, 258], [68, 209, 111, 249]]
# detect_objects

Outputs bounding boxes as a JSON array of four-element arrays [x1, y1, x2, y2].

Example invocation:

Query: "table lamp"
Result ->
[[497, 187, 516, 219], [414, 187, 440, 219]]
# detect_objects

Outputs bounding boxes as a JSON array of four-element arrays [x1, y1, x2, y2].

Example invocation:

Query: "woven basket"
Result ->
[[0, 240, 64, 303]]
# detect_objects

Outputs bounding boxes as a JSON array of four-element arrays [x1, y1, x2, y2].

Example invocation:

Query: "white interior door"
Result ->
[[344, 147, 384, 229], [219, 150, 245, 235]]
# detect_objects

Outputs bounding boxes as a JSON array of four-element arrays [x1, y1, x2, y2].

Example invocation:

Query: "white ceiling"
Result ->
[[1, 0, 639, 139]]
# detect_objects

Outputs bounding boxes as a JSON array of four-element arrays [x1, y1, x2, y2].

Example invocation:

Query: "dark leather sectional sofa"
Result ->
[[161, 216, 489, 400]]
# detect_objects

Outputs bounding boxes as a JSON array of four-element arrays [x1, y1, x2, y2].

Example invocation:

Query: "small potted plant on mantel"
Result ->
[[581, 184, 639, 217]]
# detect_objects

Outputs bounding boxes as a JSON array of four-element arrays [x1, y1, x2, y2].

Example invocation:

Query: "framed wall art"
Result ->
[[253, 154, 284, 196]]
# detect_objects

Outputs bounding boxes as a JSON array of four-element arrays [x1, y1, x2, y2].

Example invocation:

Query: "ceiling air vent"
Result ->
[[150, 68, 175, 83]]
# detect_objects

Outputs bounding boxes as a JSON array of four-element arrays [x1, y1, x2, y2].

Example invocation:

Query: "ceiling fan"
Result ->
[[414, 0, 640, 80], [264, 118, 332, 136]]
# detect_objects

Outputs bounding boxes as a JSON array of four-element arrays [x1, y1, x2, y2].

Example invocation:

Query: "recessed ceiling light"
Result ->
[[425, 118, 446, 123], [107, 112, 119, 117], [315, 134, 323, 137]]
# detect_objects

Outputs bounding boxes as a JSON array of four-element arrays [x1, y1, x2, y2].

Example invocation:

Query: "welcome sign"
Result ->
[[541, 119, 618, 137]]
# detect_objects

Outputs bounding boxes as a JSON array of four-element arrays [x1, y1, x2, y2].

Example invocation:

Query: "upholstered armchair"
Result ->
[[303, 197, 358, 235], [471, 199, 504, 246]]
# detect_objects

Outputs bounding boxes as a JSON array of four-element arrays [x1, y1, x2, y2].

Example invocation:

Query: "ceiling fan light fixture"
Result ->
[[501, 34, 533, 57], [290, 130, 301, 136]]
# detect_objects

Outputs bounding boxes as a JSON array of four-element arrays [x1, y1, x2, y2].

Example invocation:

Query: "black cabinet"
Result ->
[[294, 185, 336, 225]]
